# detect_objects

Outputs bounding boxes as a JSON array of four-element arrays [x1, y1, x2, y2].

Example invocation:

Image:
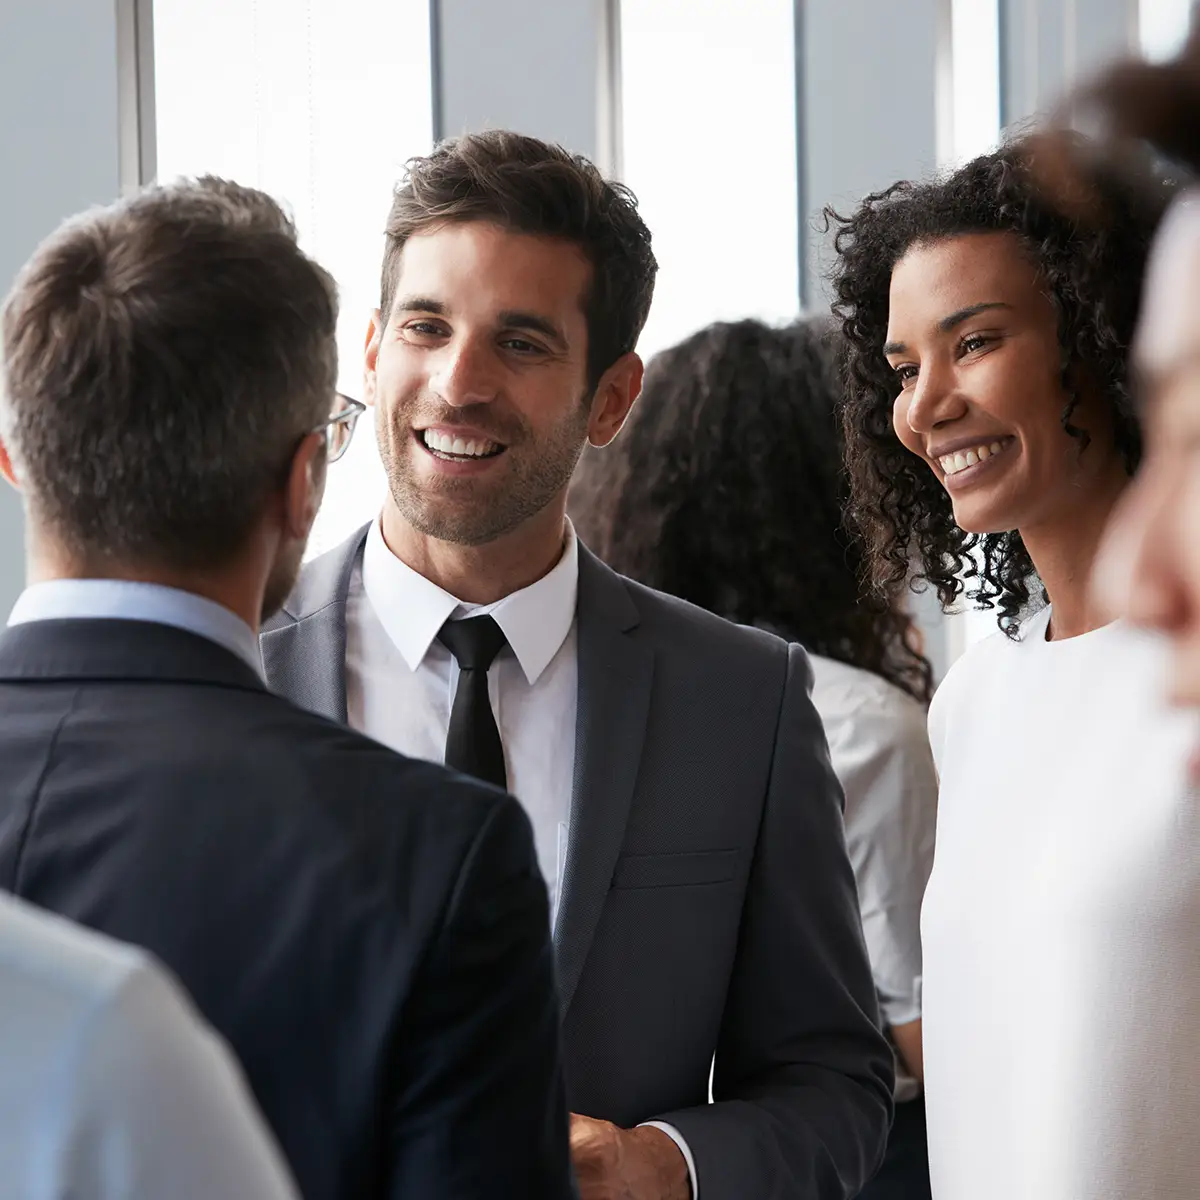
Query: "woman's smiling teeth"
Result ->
[[422, 429, 502, 459], [939, 440, 1007, 476]]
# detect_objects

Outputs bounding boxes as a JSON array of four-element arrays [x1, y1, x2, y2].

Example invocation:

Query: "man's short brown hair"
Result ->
[[380, 130, 657, 388], [1, 177, 338, 571]]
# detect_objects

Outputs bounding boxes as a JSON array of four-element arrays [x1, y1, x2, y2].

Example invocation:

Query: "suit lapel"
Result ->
[[259, 525, 369, 724], [554, 547, 653, 1014]]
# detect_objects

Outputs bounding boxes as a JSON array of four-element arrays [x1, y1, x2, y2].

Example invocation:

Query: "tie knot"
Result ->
[[438, 615, 508, 673]]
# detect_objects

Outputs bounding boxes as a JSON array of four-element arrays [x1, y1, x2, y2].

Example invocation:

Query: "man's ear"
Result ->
[[0, 439, 20, 490], [364, 309, 384, 409], [587, 352, 644, 449], [283, 432, 327, 541]]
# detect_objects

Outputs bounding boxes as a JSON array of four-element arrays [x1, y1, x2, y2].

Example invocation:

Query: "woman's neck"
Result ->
[[1019, 470, 1129, 641]]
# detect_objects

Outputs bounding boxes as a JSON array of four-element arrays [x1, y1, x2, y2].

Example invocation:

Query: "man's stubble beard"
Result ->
[[380, 398, 591, 548]]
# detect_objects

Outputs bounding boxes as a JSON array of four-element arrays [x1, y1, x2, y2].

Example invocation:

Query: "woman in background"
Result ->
[[830, 133, 1194, 1199], [572, 315, 937, 1200]]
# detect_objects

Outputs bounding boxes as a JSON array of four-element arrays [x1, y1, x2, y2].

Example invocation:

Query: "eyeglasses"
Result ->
[[317, 392, 366, 463]]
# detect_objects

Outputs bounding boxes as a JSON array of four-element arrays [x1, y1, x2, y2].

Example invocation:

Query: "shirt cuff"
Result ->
[[639, 1120, 698, 1199]]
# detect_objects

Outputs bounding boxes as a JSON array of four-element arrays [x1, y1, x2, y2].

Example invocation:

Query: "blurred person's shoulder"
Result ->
[[0, 895, 299, 1200], [0, 893, 148, 1024]]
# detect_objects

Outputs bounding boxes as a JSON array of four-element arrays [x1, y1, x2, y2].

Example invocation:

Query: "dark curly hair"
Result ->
[[570, 317, 934, 703], [828, 133, 1174, 635]]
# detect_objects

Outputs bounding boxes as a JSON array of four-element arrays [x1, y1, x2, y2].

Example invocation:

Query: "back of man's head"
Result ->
[[0, 177, 338, 573]]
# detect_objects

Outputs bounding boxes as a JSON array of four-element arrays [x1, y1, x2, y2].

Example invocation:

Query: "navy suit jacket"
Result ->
[[0, 617, 573, 1200]]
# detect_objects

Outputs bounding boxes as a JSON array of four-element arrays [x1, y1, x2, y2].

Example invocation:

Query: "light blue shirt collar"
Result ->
[[7, 580, 263, 677]]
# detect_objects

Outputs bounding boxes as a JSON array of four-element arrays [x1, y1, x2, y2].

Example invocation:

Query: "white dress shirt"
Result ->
[[346, 517, 701, 1196], [8, 578, 262, 676], [0, 894, 297, 1199], [346, 517, 578, 915]]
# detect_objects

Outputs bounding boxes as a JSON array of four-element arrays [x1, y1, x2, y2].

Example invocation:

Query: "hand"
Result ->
[[569, 1114, 691, 1200]]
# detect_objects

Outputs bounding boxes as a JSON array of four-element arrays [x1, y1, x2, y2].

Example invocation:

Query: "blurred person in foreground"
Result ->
[[830, 131, 1196, 1199], [571, 315, 938, 1200], [0, 892, 298, 1199], [1082, 27, 1200, 719], [0, 177, 572, 1200], [1062, 52, 1200, 1192], [263, 130, 894, 1200]]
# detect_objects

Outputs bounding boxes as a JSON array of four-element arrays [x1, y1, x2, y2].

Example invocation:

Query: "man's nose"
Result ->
[[429, 339, 499, 408]]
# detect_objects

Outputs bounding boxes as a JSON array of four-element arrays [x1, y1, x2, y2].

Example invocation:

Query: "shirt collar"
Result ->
[[361, 517, 579, 685], [7, 579, 263, 677]]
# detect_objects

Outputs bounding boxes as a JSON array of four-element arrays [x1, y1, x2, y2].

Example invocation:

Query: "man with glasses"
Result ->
[[325, 392, 367, 462], [0, 178, 572, 1200]]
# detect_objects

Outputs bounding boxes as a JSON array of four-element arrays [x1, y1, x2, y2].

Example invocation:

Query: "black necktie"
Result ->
[[438, 616, 509, 791]]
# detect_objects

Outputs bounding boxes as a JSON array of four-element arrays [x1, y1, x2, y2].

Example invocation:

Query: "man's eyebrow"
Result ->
[[884, 302, 1013, 357], [389, 300, 567, 349], [498, 310, 568, 350], [392, 296, 446, 316]]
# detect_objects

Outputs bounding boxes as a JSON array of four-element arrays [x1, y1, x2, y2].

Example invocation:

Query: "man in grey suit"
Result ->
[[264, 130, 894, 1199]]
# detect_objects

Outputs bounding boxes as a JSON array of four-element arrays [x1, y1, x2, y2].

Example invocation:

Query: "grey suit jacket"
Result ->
[[263, 527, 894, 1199]]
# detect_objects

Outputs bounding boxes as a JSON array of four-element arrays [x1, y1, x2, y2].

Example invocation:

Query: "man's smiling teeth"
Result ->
[[422, 429, 501, 458], [939, 441, 1005, 476]]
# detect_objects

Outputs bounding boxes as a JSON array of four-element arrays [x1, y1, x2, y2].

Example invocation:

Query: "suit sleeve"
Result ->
[[652, 643, 895, 1198], [385, 790, 577, 1200]]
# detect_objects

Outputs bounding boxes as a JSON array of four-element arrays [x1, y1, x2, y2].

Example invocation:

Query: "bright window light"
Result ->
[[948, 0, 1001, 167], [619, 0, 800, 363], [942, 0, 1003, 657], [153, 0, 433, 558], [1140, 0, 1194, 61]]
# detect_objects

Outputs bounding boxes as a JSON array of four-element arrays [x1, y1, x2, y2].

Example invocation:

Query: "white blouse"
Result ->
[[922, 608, 1200, 1200], [810, 654, 938, 1101]]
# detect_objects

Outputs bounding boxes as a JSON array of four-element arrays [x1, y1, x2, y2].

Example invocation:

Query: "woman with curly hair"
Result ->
[[829, 133, 1197, 1199], [572, 315, 938, 1200]]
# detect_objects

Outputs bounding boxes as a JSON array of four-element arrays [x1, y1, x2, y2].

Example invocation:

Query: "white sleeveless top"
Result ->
[[922, 608, 1200, 1200]]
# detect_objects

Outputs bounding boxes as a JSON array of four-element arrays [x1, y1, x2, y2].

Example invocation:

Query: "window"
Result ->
[[153, 0, 433, 557], [947, 0, 1001, 167], [618, 0, 800, 363], [930, 0, 1006, 661], [1140, 0, 1194, 61]]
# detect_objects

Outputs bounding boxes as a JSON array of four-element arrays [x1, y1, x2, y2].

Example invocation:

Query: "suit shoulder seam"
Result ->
[[12, 687, 87, 891], [760, 643, 803, 797]]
